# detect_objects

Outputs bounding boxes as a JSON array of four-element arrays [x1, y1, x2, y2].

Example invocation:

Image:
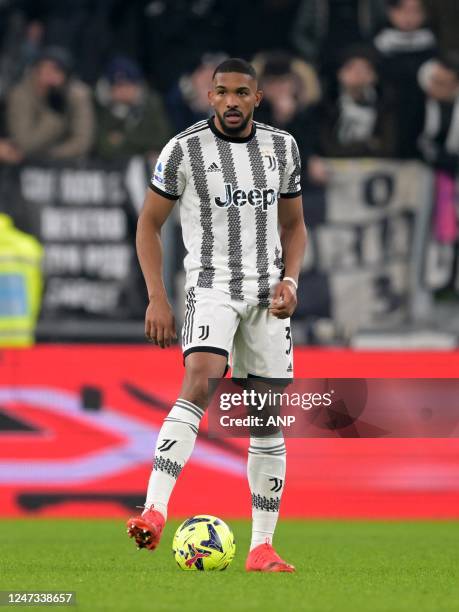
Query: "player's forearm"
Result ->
[[136, 212, 167, 300], [280, 222, 307, 283]]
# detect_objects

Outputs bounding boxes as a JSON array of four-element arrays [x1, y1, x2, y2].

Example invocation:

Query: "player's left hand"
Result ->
[[269, 280, 297, 319]]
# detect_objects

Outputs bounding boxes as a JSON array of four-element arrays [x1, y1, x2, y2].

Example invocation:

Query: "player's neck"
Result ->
[[209, 116, 256, 143]]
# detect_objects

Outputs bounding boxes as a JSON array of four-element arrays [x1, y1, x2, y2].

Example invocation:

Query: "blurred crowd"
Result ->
[[0, 0, 459, 187]]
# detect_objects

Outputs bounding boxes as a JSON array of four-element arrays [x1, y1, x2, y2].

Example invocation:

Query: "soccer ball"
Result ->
[[172, 515, 236, 571]]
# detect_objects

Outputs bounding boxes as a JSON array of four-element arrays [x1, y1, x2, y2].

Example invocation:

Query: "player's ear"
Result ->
[[208, 89, 214, 107], [255, 89, 263, 108]]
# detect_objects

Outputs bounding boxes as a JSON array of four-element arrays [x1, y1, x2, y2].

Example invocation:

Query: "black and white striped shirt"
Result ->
[[150, 117, 302, 307]]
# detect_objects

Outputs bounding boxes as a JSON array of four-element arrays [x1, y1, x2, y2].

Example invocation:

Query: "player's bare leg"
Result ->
[[126, 352, 227, 551]]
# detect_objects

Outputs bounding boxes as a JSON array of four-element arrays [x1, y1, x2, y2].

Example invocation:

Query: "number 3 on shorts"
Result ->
[[285, 326, 292, 355]]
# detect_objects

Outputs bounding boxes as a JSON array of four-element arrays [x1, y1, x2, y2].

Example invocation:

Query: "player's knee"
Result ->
[[181, 353, 227, 407], [182, 381, 209, 408], [181, 369, 211, 408]]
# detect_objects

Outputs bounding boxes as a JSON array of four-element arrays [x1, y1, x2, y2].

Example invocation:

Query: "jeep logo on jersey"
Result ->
[[214, 183, 278, 211]]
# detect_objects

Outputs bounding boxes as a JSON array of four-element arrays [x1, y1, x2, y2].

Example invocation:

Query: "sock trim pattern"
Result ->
[[248, 448, 286, 456], [153, 455, 182, 479], [248, 442, 286, 456], [249, 442, 285, 449], [176, 397, 205, 413], [164, 416, 199, 435], [175, 399, 205, 420], [251, 494, 280, 512]]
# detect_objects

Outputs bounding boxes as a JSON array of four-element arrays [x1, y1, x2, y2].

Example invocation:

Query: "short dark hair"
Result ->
[[338, 45, 379, 71], [212, 58, 257, 81]]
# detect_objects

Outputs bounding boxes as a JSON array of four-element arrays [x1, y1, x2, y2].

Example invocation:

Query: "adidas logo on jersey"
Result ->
[[214, 183, 278, 211], [207, 162, 221, 172]]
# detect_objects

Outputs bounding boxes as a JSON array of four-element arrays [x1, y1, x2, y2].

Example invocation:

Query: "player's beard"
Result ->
[[216, 109, 253, 136]]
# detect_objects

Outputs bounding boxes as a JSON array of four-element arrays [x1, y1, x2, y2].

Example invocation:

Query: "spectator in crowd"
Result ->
[[423, 0, 459, 55], [253, 51, 320, 168], [292, 0, 386, 71], [94, 56, 171, 161], [166, 53, 227, 133], [375, 0, 435, 58], [417, 57, 459, 173], [317, 46, 396, 159], [374, 0, 437, 157], [6, 46, 94, 160], [417, 55, 459, 298]]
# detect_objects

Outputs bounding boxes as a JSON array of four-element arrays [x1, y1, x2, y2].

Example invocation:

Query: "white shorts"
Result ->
[[182, 287, 293, 379]]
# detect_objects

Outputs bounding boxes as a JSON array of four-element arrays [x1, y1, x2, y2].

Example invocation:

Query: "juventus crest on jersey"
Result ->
[[150, 117, 302, 307]]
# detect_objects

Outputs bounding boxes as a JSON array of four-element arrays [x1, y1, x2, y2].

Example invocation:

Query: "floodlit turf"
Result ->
[[1, 519, 459, 612]]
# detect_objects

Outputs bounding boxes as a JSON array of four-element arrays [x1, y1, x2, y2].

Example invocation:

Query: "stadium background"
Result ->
[[1, 0, 459, 524]]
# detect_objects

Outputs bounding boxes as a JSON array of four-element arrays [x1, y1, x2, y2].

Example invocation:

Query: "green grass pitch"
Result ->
[[1, 519, 459, 612]]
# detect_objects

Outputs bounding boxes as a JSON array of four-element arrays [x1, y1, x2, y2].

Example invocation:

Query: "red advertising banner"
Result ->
[[1, 346, 459, 519]]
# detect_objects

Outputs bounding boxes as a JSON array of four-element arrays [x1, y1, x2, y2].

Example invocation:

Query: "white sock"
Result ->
[[247, 434, 286, 550], [144, 398, 204, 520]]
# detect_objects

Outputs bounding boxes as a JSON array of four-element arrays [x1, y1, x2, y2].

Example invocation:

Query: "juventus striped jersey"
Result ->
[[150, 117, 302, 307]]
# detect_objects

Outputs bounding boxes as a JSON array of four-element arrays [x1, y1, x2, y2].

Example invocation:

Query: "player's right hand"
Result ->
[[145, 294, 177, 348]]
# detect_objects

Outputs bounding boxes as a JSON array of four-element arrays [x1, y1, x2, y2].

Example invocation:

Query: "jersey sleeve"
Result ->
[[150, 138, 186, 200], [280, 136, 302, 199]]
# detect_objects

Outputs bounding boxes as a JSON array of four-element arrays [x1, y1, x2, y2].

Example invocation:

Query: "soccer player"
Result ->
[[127, 58, 307, 572]]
